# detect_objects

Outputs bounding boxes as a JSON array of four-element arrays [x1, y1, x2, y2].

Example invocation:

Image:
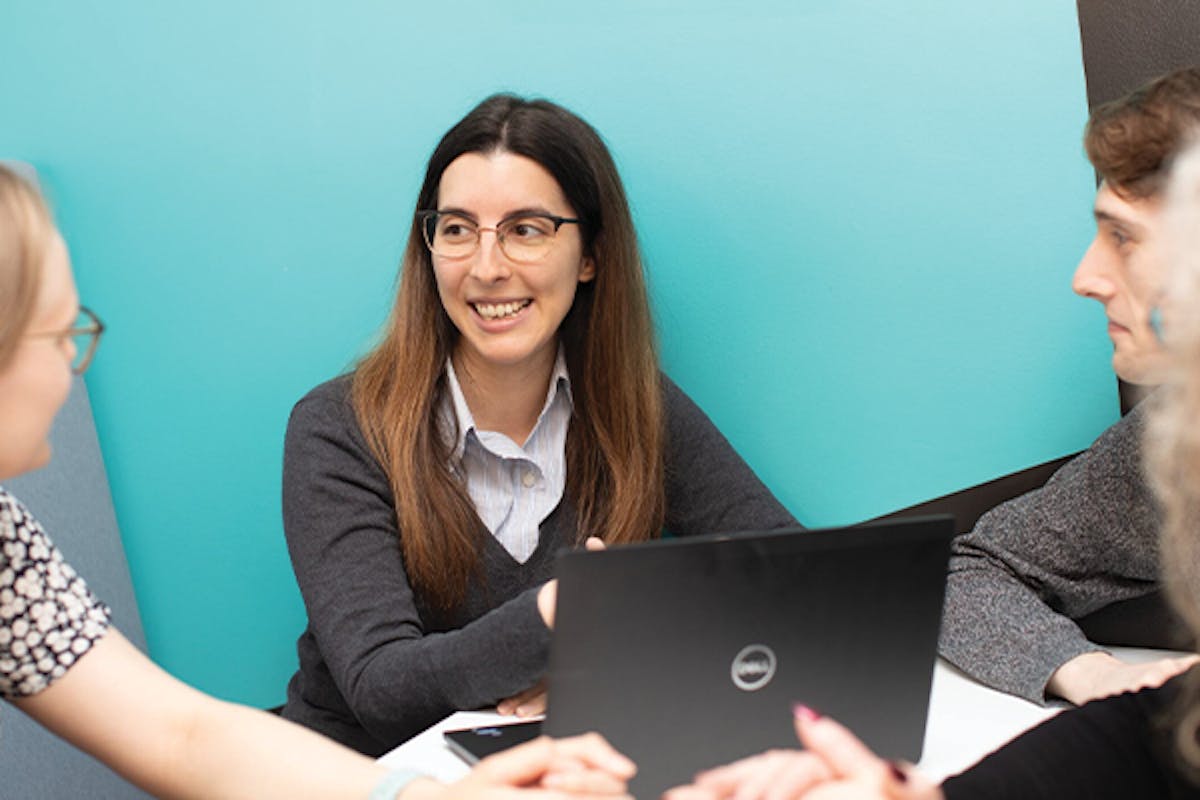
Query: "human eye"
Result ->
[[437, 215, 476, 242], [504, 216, 554, 240]]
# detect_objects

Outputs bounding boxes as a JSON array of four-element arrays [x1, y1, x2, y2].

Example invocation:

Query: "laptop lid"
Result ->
[[543, 515, 954, 799]]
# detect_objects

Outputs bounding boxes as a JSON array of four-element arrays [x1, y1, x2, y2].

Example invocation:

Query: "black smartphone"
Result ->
[[443, 719, 544, 764]]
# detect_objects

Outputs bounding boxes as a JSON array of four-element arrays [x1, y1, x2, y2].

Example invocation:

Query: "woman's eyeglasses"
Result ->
[[28, 306, 105, 375], [418, 210, 581, 264]]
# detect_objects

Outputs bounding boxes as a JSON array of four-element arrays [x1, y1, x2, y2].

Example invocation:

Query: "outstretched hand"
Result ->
[[1048, 651, 1200, 706], [663, 706, 942, 800], [407, 733, 635, 799]]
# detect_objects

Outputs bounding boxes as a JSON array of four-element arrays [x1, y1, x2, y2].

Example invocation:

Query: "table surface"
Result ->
[[378, 648, 1178, 786]]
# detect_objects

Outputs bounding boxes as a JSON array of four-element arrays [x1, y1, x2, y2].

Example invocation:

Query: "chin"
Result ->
[[2, 443, 53, 481], [476, 342, 548, 368], [1115, 364, 1170, 388], [1113, 344, 1173, 385]]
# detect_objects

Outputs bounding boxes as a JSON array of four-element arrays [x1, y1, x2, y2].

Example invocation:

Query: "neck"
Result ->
[[453, 345, 557, 447]]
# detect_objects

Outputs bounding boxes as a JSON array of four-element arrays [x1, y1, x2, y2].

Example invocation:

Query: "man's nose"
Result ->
[[1072, 238, 1117, 302]]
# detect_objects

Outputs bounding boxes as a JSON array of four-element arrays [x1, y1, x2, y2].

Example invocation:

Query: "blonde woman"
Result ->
[[0, 164, 633, 800]]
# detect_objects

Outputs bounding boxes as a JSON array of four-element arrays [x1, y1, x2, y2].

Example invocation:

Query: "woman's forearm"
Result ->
[[17, 629, 390, 800]]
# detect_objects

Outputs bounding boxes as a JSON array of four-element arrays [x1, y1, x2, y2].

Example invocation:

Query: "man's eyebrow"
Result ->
[[1093, 208, 1143, 232]]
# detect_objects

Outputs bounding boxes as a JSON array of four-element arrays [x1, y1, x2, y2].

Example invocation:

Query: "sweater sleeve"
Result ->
[[281, 382, 551, 747], [661, 376, 800, 535], [938, 404, 1162, 704], [941, 679, 1185, 799]]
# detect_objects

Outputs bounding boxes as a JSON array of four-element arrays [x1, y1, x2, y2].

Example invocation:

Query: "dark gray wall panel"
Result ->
[[1078, 0, 1200, 107]]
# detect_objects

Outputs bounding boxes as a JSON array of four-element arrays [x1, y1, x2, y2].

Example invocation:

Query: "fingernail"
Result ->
[[887, 761, 909, 784], [792, 703, 821, 722]]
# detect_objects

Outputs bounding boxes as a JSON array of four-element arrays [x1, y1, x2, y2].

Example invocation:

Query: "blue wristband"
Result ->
[[369, 769, 427, 800]]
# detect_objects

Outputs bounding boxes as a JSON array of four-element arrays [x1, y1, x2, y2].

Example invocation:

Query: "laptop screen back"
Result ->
[[544, 516, 954, 798]]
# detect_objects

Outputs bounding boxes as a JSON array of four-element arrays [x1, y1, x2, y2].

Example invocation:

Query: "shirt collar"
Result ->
[[444, 346, 572, 462]]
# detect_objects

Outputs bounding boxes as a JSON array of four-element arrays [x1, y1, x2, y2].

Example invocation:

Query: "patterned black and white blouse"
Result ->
[[0, 487, 110, 699]]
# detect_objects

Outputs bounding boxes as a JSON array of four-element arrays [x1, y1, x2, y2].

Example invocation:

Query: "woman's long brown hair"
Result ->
[[352, 96, 665, 611]]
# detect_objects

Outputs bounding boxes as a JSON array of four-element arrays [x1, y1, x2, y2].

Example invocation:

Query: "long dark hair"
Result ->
[[352, 95, 665, 610]]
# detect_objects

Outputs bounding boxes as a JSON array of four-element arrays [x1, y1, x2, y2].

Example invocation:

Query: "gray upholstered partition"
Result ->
[[2, 378, 153, 799]]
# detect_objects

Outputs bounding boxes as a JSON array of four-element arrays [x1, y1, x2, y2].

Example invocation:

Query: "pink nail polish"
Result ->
[[792, 703, 821, 722]]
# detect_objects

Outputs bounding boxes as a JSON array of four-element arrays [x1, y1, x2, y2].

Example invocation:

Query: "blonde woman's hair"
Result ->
[[1146, 137, 1200, 774], [0, 165, 54, 369]]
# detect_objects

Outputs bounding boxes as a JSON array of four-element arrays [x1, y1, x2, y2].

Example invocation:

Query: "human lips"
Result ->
[[1107, 318, 1132, 336], [471, 298, 532, 321]]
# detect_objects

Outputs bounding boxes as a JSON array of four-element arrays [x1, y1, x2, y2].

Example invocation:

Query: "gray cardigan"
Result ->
[[939, 402, 1162, 704], [279, 374, 797, 755]]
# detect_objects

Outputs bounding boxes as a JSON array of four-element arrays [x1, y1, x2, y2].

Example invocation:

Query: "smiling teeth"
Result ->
[[475, 300, 530, 320]]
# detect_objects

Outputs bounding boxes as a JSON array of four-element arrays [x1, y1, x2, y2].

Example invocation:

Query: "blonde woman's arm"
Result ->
[[16, 628, 634, 800]]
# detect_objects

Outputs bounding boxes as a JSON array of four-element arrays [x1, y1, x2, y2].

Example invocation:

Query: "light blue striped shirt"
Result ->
[[443, 351, 571, 563]]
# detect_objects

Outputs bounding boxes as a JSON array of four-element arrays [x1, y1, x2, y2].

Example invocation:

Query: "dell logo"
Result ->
[[731, 644, 777, 691]]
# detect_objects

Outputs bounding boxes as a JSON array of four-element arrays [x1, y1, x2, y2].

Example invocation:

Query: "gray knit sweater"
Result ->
[[939, 402, 1162, 704], [279, 374, 797, 755]]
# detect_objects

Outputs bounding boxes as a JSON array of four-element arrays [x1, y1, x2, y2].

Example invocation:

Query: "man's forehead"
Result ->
[[1093, 181, 1162, 228]]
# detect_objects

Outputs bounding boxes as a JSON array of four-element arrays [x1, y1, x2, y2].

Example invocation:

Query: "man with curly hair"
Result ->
[[940, 66, 1200, 707]]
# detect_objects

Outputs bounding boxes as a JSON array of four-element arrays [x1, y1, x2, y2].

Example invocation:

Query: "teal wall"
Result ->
[[0, 2, 1113, 706]]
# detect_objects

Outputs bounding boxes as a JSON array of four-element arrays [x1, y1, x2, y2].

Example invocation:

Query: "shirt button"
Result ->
[[522, 470, 537, 488]]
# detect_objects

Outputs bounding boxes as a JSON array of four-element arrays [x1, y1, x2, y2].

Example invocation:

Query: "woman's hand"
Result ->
[[663, 706, 942, 800], [525, 537, 607, 714], [406, 733, 636, 799], [499, 679, 548, 717], [537, 538, 606, 629], [538, 581, 558, 629]]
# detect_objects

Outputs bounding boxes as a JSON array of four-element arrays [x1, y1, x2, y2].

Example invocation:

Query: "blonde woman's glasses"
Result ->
[[29, 306, 105, 375], [418, 210, 581, 264]]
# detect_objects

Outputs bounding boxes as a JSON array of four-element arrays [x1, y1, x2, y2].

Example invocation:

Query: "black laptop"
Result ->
[[547, 516, 952, 798], [446, 516, 954, 799]]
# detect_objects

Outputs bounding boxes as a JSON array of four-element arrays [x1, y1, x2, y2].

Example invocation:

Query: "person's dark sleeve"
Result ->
[[281, 384, 551, 745], [941, 680, 1184, 799], [660, 376, 800, 535], [939, 404, 1161, 703]]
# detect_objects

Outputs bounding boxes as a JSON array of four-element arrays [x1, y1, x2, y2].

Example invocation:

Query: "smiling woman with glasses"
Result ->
[[277, 94, 800, 756]]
